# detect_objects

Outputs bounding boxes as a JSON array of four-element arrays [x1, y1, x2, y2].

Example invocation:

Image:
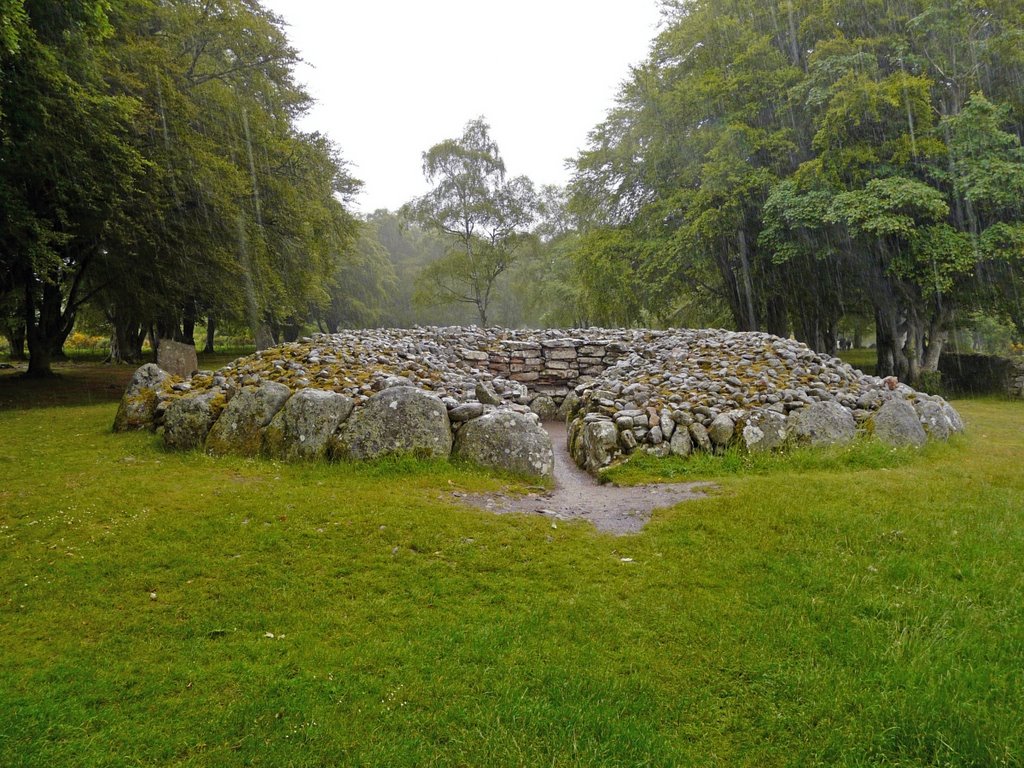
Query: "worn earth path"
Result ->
[[458, 421, 712, 535]]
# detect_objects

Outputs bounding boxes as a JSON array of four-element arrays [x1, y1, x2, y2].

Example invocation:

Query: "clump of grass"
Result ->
[[603, 435, 958, 485]]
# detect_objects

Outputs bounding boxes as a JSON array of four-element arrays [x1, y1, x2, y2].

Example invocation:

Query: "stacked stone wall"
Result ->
[[114, 326, 966, 477]]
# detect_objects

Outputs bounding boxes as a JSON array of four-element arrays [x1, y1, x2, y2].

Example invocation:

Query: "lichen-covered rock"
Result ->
[[453, 410, 554, 479], [557, 391, 581, 422], [263, 389, 354, 461], [915, 400, 953, 441], [788, 401, 856, 447], [708, 414, 736, 448], [113, 364, 171, 432], [448, 402, 485, 423], [741, 410, 788, 452], [941, 401, 965, 434], [669, 427, 692, 457], [689, 422, 712, 453], [529, 395, 558, 422], [331, 386, 451, 461], [572, 420, 620, 472], [205, 381, 290, 457], [870, 398, 927, 447], [163, 392, 221, 451]]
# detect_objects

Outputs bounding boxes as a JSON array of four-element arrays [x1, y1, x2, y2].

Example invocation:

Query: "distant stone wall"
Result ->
[[939, 352, 1024, 398], [1011, 359, 1024, 399]]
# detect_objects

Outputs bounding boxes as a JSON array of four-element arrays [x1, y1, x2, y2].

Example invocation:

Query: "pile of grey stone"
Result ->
[[113, 327, 964, 478]]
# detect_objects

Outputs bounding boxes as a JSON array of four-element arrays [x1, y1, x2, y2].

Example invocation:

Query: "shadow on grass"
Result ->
[[0, 349, 254, 412]]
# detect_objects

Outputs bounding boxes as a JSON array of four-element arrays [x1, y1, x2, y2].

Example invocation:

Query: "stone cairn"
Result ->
[[113, 327, 964, 480]]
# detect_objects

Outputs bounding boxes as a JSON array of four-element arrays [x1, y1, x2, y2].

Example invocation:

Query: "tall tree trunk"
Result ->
[[24, 280, 72, 377], [203, 316, 216, 354], [875, 306, 910, 380], [736, 230, 758, 332], [3, 322, 26, 360], [181, 300, 197, 346], [764, 291, 789, 339], [922, 302, 952, 374]]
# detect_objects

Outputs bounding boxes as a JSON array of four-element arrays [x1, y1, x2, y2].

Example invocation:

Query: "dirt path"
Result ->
[[458, 421, 711, 535]]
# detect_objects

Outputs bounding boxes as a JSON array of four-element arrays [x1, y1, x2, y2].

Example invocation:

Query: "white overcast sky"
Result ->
[[260, 1, 663, 214]]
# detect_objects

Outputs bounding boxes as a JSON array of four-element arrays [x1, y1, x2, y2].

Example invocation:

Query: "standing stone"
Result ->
[[453, 410, 554, 479], [914, 400, 951, 441], [331, 387, 452, 461], [205, 381, 291, 456], [557, 391, 581, 422], [870, 398, 927, 447], [113, 364, 171, 432], [689, 422, 712, 453], [264, 389, 354, 461], [156, 339, 199, 378], [572, 420, 619, 472]]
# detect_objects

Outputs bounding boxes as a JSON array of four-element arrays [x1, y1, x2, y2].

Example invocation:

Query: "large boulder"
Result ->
[[264, 389, 354, 461], [331, 386, 452, 461], [740, 409, 788, 452], [113, 364, 170, 432], [453, 410, 554, 479], [788, 401, 856, 447], [205, 381, 290, 457], [870, 398, 927, 447], [163, 392, 222, 451], [669, 427, 692, 457]]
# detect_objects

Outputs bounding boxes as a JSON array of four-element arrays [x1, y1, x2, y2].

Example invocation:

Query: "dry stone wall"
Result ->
[[1011, 359, 1024, 399], [114, 327, 965, 478]]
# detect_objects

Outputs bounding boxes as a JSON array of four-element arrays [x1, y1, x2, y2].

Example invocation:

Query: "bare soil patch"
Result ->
[[458, 421, 711, 535]]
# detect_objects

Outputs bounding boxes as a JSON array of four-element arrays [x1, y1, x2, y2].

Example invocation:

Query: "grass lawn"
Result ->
[[1, 363, 1022, 766]]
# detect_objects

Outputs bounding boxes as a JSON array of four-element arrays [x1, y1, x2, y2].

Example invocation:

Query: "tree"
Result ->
[[568, 0, 1024, 382], [98, 0, 360, 356], [0, 0, 144, 377], [404, 118, 537, 326]]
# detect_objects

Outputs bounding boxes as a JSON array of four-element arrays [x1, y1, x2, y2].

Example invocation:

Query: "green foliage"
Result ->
[[569, 0, 1024, 382], [404, 118, 537, 326], [1, 0, 361, 372]]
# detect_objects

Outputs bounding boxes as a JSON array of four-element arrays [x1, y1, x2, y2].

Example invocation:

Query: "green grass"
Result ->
[[1, 364, 1023, 766], [838, 347, 878, 375]]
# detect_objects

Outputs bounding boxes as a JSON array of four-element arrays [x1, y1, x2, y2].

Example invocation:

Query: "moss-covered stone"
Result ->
[[264, 389, 354, 461], [163, 392, 220, 451], [331, 387, 451, 461], [205, 381, 291, 457], [113, 364, 170, 432]]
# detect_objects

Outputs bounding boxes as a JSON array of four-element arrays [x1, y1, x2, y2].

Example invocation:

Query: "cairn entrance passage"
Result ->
[[458, 420, 711, 535], [113, 326, 965, 491]]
